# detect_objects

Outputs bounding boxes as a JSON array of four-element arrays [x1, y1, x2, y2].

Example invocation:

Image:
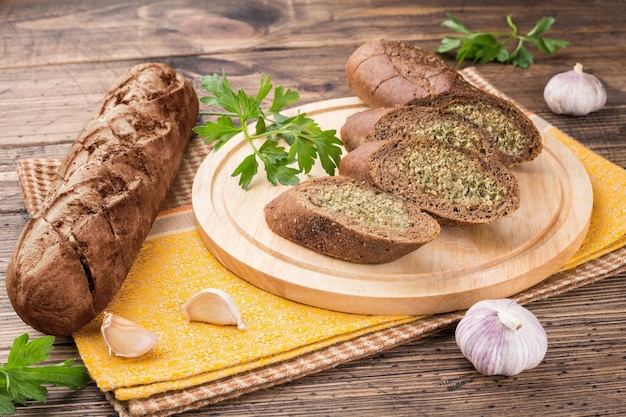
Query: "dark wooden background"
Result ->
[[1, 0, 624, 415]]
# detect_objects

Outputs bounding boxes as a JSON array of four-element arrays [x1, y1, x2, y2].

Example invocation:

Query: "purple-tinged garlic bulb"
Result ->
[[544, 63, 606, 116], [455, 299, 548, 376]]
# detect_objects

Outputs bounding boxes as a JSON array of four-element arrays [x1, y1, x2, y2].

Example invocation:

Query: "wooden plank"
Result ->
[[0, 49, 353, 147], [1, 45, 625, 153], [1, 0, 625, 70]]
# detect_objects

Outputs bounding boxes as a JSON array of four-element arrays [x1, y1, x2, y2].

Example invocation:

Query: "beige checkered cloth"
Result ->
[[16, 68, 626, 417]]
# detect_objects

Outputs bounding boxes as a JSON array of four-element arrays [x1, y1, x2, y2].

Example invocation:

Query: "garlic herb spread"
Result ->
[[310, 183, 413, 230], [411, 120, 483, 150], [448, 103, 526, 157], [398, 146, 507, 208]]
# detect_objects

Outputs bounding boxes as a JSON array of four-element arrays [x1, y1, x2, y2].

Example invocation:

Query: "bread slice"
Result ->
[[339, 138, 520, 225], [340, 105, 500, 162], [345, 39, 474, 108], [264, 176, 440, 264], [409, 93, 542, 165]]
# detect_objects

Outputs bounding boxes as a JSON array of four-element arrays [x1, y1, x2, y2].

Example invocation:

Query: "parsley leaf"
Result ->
[[436, 13, 569, 68], [193, 72, 344, 190], [0, 334, 91, 415]]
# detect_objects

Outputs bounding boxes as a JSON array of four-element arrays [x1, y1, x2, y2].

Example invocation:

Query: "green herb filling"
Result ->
[[447, 103, 526, 157], [398, 146, 507, 208], [310, 183, 413, 230]]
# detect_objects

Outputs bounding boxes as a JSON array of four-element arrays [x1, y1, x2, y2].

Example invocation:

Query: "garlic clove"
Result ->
[[543, 63, 607, 116], [100, 312, 160, 358], [455, 299, 547, 376], [183, 289, 245, 330]]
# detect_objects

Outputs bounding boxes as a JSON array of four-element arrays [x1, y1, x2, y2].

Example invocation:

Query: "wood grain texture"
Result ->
[[1, 0, 625, 415]]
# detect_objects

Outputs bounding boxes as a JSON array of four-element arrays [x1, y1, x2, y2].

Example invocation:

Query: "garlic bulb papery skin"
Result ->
[[183, 289, 245, 330], [455, 299, 548, 376], [100, 312, 160, 358], [543, 63, 607, 116]]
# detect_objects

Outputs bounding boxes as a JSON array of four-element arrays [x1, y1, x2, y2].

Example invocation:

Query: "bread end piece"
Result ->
[[345, 39, 473, 108]]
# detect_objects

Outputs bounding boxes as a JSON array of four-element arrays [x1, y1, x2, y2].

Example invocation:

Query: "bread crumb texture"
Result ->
[[447, 102, 527, 158], [396, 143, 507, 209], [308, 181, 413, 230]]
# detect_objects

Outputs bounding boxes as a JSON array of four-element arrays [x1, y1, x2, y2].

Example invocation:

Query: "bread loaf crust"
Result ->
[[345, 39, 473, 108], [264, 176, 440, 264], [339, 138, 520, 225], [6, 63, 199, 335]]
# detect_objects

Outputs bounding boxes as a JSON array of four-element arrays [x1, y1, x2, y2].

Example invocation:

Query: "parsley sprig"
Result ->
[[193, 73, 343, 190], [0, 334, 91, 416], [436, 13, 569, 68]]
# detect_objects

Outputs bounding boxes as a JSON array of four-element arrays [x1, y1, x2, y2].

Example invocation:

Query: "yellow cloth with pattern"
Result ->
[[73, 124, 626, 402], [74, 226, 417, 400], [549, 125, 626, 269]]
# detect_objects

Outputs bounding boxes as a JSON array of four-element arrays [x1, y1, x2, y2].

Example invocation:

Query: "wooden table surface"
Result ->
[[1, 1, 625, 416]]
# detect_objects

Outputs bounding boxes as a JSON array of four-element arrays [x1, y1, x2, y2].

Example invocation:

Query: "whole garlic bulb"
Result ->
[[543, 63, 606, 116], [455, 299, 547, 376]]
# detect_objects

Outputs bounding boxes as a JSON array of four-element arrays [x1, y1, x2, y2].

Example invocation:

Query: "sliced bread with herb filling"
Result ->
[[264, 175, 440, 264], [339, 138, 520, 225], [409, 93, 542, 165], [340, 105, 500, 162]]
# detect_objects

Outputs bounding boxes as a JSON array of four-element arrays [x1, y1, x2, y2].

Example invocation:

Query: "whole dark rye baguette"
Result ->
[[345, 39, 474, 108], [340, 105, 500, 161], [339, 138, 520, 225], [264, 176, 440, 264], [6, 63, 199, 336]]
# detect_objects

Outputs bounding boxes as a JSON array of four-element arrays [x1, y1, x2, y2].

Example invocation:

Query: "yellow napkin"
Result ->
[[546, 125, 626, 269], [74, 212, 416, 401]]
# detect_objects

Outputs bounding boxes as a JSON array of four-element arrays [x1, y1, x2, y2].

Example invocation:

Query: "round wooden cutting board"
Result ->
[[191, 97, 593, 316]]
